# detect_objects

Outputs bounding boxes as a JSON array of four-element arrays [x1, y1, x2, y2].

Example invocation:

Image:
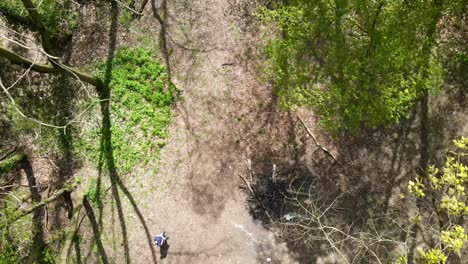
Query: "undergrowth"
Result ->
[[85, 178, 105, 208], [118, 0, 137, 28], [79, 47, 175, 175], [0, 0, 78, 34], [0, 189, 33, 264]]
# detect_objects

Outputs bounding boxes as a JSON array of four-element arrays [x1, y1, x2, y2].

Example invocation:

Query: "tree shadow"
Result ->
[[150, 0, 172, 86], [87, 2, 158, 263], [165, 239, 230, 263], [83, 197, 109, 264], [21, 158, 46, 263], [73, 234, 82, 264]]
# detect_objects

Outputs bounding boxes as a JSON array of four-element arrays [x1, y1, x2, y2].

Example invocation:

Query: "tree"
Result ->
[[258, 0, 465, 132], [1, 0, 102, 88], [407, 137, 468, 263], [0, 1, 99, 262]]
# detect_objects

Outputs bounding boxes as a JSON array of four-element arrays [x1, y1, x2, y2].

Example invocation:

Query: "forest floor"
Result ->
[[1, 0, 466, 263], [69, 0, 299, 263], [116, 1, 297, 263], [11, 0, 464, 263]]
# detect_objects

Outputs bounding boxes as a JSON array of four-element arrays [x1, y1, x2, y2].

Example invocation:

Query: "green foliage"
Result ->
[[408, 137, 468, 261], [408, 178, 425, 198], [0, 189, 34, 263], [0, 153, 26, 176], [441, 225, 468, 253], [118, 0, 137, 28], [120, 10, 134, 28], [258, 0, 463, 132], [0, 0, 31, 28], [0, 235, 20, 264], [79, 47, 175, 174], [416, 248, 447, 264], [85, 178, 105, 208], [453, 136, 468, 151], [392, 255, 408, 264], [38, 0, 78, 34], [0, 0, 77, 34], [42, 246, 57, 264]]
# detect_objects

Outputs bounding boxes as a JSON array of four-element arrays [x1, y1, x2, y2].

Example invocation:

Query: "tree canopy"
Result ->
[[259, 0, 465, 132]]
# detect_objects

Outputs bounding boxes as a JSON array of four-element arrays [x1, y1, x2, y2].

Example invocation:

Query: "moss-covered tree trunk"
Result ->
[[0, 153, 26, 176]]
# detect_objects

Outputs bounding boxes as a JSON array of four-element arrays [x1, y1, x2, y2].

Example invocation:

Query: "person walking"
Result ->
[[153, 232, 168, 247]]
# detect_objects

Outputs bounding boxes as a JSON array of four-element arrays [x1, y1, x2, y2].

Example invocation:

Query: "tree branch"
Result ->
[[1, 181, 80, 228], [0, 45, 57, 73], [297, 113, 343, 166], [59, 195, 84, 264], [20, 0, 55, 56], [238, 174, 273, 222], [0, 44, 103, 87]]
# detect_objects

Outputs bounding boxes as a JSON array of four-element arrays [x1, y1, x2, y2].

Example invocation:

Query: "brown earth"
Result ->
[[69, 0, 300, 263], [3, 0, 466, 263], [66, 0, 468, 262]]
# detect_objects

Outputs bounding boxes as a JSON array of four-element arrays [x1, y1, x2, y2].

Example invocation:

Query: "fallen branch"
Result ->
[[297, 113, 342, 166], [0, 45, 57, 73], [238, 174, 273, 222], [1, 181, 80, 229], [59, 195, 84, 264]]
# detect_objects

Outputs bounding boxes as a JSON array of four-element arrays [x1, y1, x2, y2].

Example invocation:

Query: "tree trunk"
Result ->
[[0, 0, 104, 88], [0, 181, 80, 229], [0, 152, 26, 176], [20, 0, 55, 56], [59, 196, 84, 264], [0, 45, 103, 87]]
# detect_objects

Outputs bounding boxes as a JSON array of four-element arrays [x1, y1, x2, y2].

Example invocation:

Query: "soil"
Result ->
[[69, 0, 299, 263], [127, 1, 297, 262], [4, 0, 466, 263]]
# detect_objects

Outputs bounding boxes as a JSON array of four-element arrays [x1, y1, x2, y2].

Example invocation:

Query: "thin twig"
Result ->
[[246, 158, 253, 183], [297, 113, 343, 166], [0, 184, 37, 189], [114, 0, 143, 16], [6, 52, 40, 91], [1, 76, 101, 130], [238, 174, 273, 222]]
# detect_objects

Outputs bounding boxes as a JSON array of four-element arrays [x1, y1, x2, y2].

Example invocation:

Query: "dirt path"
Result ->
[[116, 1, 296, 263]]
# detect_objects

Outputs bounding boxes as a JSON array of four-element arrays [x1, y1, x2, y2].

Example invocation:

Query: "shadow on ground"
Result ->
[[243, 82, 467, 262]]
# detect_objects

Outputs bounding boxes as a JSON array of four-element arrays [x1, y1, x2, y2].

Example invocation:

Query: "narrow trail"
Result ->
[[119, 1, 296, 263]]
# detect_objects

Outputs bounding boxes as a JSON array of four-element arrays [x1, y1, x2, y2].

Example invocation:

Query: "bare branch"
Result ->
[[1, 180, 80, 228], [0, 45, 57, 73], [0, 77, 101, 130], [297, 113, 343, 166], [238, 174, 274, 222], [114, 0, 143, 16]]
